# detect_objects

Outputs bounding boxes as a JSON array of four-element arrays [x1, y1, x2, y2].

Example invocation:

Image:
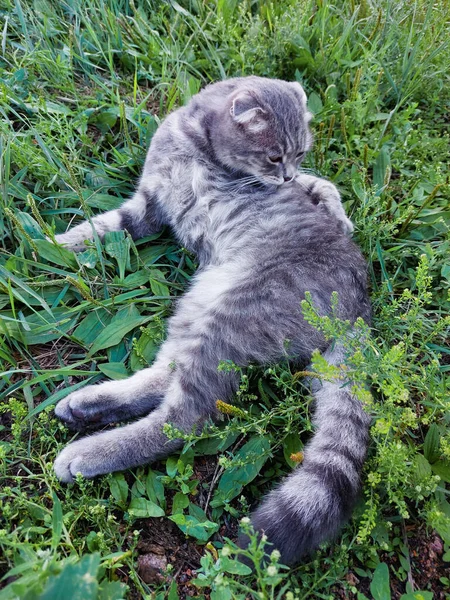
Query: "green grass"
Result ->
[[0, 0, 449, 598]]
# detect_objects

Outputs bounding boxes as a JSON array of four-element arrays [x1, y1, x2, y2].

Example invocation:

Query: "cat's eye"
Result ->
[[296, 152, 305, 160], [268, 155, 283, 163]]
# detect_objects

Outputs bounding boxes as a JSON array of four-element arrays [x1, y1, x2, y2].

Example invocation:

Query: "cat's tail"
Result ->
[[247, 341, 371, 565]]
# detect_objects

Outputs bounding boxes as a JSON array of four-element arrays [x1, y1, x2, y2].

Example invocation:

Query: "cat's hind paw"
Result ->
[[54, 436, 111, 482]]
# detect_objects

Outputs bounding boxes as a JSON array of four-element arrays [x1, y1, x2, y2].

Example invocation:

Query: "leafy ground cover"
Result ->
[[0, 0, 449, 598]]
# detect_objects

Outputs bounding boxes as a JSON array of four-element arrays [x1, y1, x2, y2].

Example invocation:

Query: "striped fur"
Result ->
[[53, 77, 371, 565]]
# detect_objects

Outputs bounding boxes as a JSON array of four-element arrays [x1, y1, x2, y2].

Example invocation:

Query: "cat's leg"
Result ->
[[53, 325, 240, 483], [53, 264, 244, 482], [54, 347, 176, 429], [55, 184, 164, 251], [296, 173, 354, 234]]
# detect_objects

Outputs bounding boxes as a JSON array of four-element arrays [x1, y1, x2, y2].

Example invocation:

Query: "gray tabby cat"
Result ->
[[53, 76, 371, 565]]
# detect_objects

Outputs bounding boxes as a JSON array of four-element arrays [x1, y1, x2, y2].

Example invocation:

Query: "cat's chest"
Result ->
[[166, 163, 215, 241], [166, 163, 268, 260]]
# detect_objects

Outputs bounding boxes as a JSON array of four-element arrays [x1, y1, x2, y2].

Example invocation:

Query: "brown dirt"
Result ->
[[334, 529, 449, 599]]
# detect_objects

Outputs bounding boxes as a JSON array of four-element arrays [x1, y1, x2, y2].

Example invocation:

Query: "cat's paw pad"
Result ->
[[309, 181, 354, 234], [53, 233, 87, 252], [55, 389, 106, 430], [54, 439, 98, 483]]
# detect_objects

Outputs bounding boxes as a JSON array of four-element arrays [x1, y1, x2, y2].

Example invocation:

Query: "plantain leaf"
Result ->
[[88, 305, 150, 356], [373, 147, 390, 193], [73, 309, 113, 346], [283, 432, 303, 468], [98, 362, 129, 380], [169, 512, 219, 542], [128, 497, 165, 518], [370, 562, 391, 600], [109, 473, 129, 506], [211, 436, 271, 508], [149, 268, 170, 297], [423, 423, 441, 464], [431, 460, 450, 483], [145, 469, 165, 508], [39, 553, 101, 600], [34, 239, 79, 269], [172, 492, 189, 514], [104, 231, 131, 280], [1, 307, 79, 345]]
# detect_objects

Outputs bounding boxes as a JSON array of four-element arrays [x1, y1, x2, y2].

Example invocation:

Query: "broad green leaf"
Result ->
[[169, 513, 219, 542], [88, 107, 118, 132], [51, 492, 63, 549], [211, 588, 232, 600], [104, 231, 131, 281], [188, 502, 208, 522], [283, 432, 303, 468], [172, 492, 189, 514], [399, 593, 434, 600], [122, 271, 149, 288], [1, 307, 79, 345], [307, 91, 322, 114], [130, 478, 146, 498], [211, 436, 271, 508], [373, 147, 390, 193], [431, 460, 450, 483], [193, 431, 239, 456], [370, 562, 390, 600], [146, 469, 165, 507], [77, 248, 98, 269], [149, 268, 170, 297], [220, 556, 252, 576], [130, 322, 161, 371], [98, 362, 129, 380], [128, 497, 165, 518], [441, 263, 450, 283], [167, 580, 179, 600], [423, 424, 441, 464], [98, 579, 128, 600], [217, 0, 238, 24], [39, 553, 101, 600], [414, 454, 432, 479], [86, 193, 124, 211], [166, 456, 179, 478], [41, 100, 72, 115], [132, 244, 174, 268], [89, 306, 150, 355], [73, 309, 113, 346], [15, 211, 45, 240], [107, 340, 127, 363], [109, 473, 129, 505], [34, 239, 79, 269]]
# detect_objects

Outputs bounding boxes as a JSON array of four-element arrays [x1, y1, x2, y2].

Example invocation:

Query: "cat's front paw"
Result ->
[[55, 388, 108, 430], [297, 175, 354, 234], [54, 437, 108, 482], [53, 232, 87, 252]]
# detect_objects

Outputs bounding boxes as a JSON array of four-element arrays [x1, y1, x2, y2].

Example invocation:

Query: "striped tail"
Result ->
[[248, 342, 371, 565]]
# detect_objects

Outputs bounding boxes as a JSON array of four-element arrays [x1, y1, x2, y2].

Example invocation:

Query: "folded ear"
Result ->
[[230, 91, 266, 124], [289, 81, 313, 123]]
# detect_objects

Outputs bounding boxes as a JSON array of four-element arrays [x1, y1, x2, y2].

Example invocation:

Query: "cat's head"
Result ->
[[211, 78, 313, 186]]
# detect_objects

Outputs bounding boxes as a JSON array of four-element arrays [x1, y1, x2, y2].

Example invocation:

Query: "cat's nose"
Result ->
[[283, 175, 294, 182]]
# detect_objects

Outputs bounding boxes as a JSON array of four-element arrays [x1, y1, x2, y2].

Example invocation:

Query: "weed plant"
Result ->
[[0, 1, 449, 599]]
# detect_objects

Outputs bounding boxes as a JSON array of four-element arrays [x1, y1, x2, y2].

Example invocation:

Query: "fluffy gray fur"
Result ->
[[53, 76, 371, 565]]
